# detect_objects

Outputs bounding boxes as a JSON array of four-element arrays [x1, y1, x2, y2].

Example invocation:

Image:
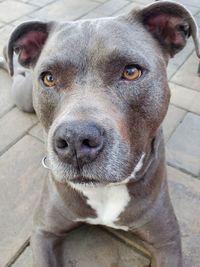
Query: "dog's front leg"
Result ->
[[132, 194, 182, 267], [31, 222, 80, 267], [31, 228, 64, 267]]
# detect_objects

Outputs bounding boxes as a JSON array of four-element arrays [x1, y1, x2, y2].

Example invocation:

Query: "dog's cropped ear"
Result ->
[[132, 1, 200, 58], [7, 21, 54, 76]]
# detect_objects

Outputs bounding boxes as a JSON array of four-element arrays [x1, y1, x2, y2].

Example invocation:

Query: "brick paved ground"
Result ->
[[0, 0, 200, 266]]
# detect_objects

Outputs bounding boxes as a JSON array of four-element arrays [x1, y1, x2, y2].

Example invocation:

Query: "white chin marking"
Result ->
[[69, 153, 145, 231]]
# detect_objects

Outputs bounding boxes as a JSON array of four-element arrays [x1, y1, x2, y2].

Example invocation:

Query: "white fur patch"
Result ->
[[73, 183, 130, 230], [69, 153, 145, 230]]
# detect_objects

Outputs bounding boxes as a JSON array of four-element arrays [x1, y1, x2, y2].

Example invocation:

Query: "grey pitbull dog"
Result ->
[[3, 1, 200, 266]]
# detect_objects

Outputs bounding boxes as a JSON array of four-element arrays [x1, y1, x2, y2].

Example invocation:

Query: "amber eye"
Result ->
[[122, 65, 142, 81], [42, 72, 56, 87]]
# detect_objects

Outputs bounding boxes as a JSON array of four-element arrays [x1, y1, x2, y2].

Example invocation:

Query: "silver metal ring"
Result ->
[[42, 156, 50, 169]]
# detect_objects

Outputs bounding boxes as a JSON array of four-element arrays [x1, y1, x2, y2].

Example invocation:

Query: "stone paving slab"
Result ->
[[171, 52, 200, 91], [29, 123, 44, 142], [11, 15, 35, 27], [167, 37, 196, 79], [82, 0, 133, 19], [163, 104, 186, 142], [176, 0, 200, 8], [169, 82, 200, 114], [0, 24, 14, 57], [0, 135, 45, 267], [167, 166, 200, 267], [85, 0, 130, 16], [194, 13, 200, 27], [113, 2, 145, 16], [0, 69, 13, 117], [0, 0, 37, 23], [29, 0, 100, 21], [0, 107, 38, 155], [167, 112, 200, 177], [12, 247, 32, 267], [0, 21, 4, 28], [20, 0, 56, 7]]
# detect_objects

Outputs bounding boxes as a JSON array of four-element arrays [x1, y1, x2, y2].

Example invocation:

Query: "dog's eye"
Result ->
[[122, 65, 142, 81], [42, 72, 56, 87]]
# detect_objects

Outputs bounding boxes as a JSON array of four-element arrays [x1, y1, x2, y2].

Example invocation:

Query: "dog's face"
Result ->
[[7, 1, 200, 184], [33, 18, 170, 184]]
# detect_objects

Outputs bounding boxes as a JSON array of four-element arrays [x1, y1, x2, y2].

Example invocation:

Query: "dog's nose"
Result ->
[[53, 121, 105, 167]]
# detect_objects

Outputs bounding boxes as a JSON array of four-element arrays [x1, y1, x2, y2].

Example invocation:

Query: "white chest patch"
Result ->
[[71, 183, 130, 230], [69, 153, 145, 231]]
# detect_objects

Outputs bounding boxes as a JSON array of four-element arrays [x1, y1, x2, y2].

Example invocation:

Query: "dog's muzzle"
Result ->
[[53, 121, 105, 168]]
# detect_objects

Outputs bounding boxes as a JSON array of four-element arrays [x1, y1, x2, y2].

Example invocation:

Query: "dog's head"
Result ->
[[7, 1, 200, 185]]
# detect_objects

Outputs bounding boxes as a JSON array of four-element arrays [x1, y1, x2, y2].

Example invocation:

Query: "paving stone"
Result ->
[[167, 112, 200, 176], [170, 38, 194, 67], [183, 5, 200, 16], [194, 13, 200, 27], [0, 135, 46, 267], [11, 15, 35, 27], [189, 92, 200, 114], [29, 123, 44, 142], [167, 39, 194, 79], [0, 21, 4, 28], [12, 227, 149, 267], [169, 82, 200, 114], [167, 166, 200, 266], [12, 247, 32, 267], [175, 0, 200, 8], [131, 0, 200, 15], [163, 104, 186, 142], [167, 62, 179, 79], [81, 10, 109, 19], [0, 108, 38, 155], [113, 2, 145, 16], [182, 237, 200, 267], [129, 0, 153, 5], [85, 0, 130, 16], [0, 0, 37, 23], [30, 0, 100, 21], [23, 0, 56, 7], [0, 24, 14, 56], [0, 69, 13, 117], [91, 0, 107, 3], [171, 52, 200, 91]]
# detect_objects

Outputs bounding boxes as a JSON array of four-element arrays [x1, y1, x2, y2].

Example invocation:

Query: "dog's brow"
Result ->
[[102, 49, 149, 68], [39, 60, 75, 73]]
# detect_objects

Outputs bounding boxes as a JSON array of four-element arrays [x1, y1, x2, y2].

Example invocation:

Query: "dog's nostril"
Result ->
[[56, 138, 68, 149], [82, 139, 98, 148]]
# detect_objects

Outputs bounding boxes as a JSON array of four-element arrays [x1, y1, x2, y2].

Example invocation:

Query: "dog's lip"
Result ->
[[70, 176, 100, 184]]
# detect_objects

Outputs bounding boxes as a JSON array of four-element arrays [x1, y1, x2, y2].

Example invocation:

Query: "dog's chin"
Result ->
[[69, 176, 101, 185]]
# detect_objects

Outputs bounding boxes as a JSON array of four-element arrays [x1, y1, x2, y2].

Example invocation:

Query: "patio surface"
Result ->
[[0, 0, 200, 266]]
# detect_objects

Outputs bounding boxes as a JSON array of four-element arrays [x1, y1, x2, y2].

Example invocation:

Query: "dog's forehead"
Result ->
[[43, 16, 159, 65]]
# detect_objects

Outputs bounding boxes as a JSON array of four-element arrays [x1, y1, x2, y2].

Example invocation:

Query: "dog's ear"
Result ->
[[7, 21, 54, 76], [131, 1, 200, 58]]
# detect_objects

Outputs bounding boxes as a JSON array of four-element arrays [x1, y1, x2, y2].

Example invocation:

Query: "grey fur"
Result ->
[[3, 1, 200, 267]]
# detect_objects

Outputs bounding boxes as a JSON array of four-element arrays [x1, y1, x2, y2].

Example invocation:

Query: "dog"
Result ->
[[3, 1, 200, 266]]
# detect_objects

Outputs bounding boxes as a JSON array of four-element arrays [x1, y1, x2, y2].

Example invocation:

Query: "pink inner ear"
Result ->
[[16, 31, 48, 63], [146, 14, 185, 47]]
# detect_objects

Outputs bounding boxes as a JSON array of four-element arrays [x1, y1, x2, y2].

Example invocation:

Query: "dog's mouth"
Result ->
[[70, 176, 100, 185]]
